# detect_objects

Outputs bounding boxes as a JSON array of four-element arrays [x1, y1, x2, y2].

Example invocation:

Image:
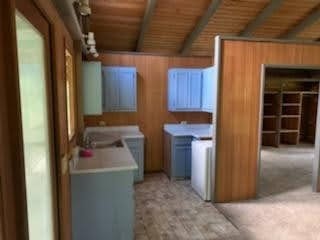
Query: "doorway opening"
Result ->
[[259, 65, 320, 197]]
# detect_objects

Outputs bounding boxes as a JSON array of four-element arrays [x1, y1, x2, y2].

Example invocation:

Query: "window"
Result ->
[[65, 49, 76, 140]]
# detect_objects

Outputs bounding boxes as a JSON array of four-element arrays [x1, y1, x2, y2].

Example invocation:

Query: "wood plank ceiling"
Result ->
[[89, 0, 320, 56]]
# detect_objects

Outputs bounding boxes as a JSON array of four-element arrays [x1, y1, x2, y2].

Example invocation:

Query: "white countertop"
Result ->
[[164, 124, 213, 139], [70, 126, 142, 175], [84, 126, 144, 139]]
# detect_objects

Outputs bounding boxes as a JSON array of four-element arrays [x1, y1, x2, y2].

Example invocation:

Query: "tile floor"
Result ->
[[134, 173, 241, 240]]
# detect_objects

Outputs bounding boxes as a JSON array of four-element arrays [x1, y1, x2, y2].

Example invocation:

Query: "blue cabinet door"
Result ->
[[168, 68, 203, 112], [202, 67, 215, 112], [103, 67, 118, 111], [118, 68, 136, 111], [171, 136, 192, 179], [175, 70, 189, 109], [185, 147, 191, 178], [83, 62, 103, 115], [173, 146, 187, 178], [103, 67, 137, 112], [130, 148, 140, 181], [125, 138, 144, 182], [189, 70, 202, 109]]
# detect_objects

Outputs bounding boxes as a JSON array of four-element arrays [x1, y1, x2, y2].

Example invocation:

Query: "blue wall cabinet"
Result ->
[[163, 131, 193, 179], [125, 138, 144, 182], [82, 61, 103, 115], [168, 68, 203, 111], [202, 67, 216, 112], [103, 67, 137, 112]]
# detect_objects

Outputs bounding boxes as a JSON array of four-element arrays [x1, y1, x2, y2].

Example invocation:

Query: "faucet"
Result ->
[[84, 135, 92, 149]]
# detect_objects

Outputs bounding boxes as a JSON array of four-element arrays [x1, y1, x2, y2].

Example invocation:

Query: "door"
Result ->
[[189, 70, 202, 109], [103, 67, 118, 111], [176, 71, 189, 109], [118, 68, 136, 111], [174, 146, 187, 178], [15, 2, 58, 240]]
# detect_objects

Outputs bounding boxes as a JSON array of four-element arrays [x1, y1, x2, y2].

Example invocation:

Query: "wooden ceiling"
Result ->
[[89, 0, 320, 56]]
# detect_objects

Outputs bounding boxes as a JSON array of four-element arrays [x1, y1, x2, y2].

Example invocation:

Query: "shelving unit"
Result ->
[[262, 91, 280, 146], [262, 87, 318, 147]]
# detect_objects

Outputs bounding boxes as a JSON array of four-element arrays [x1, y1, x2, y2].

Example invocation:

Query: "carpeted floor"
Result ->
[[216, 144, 320, 240]]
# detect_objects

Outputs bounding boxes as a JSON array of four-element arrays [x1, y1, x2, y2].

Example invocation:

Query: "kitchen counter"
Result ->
[[70, 126, 143, 175], [164, 124, 213, 139], [70, 142, 137, 174]]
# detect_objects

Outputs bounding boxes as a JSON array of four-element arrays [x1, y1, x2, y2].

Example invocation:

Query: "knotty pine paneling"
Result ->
[[90, 0, 146, 51], [84, 53, 213, 172], [216, 39, 320, 202], [253, 0, 320, 38], [190, 0, 269, 56]]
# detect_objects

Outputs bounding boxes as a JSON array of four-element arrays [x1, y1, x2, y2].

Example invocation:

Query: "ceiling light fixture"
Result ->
[[78, 0, 91, 16], [87, 32, 96, 45]]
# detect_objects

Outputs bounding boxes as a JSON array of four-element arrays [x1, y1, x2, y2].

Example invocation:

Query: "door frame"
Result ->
[[257, 64, 320, 196], [10, 0, 59, 239]]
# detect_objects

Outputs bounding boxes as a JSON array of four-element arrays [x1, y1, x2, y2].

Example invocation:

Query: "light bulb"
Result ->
[[88, 32, 94, 40], [87, 38, 96, 46], [89, 45, 96, 54]]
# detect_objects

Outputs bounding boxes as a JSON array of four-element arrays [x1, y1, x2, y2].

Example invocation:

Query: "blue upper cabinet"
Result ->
[[202, 67, 216, 113], [168, 68, 203, 111], [103, 67, 137, 112], [82, 61, 103, 115]]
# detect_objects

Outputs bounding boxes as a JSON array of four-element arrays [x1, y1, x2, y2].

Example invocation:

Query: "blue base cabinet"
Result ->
[[71, 170, 134, 240], [163, 131, 193, 179], [125, 138, 144, 182]]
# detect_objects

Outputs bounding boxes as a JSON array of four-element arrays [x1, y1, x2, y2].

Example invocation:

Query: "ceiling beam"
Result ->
[[240, 0, 284, 37], [136, 0, 157, 51], [281, 4, 320, 39], [180, 0, 222, 55]]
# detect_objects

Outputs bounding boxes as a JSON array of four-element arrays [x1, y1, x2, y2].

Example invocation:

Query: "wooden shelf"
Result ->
[[265, 91, 279, 94], [262, 130, 277, 134], [264, 115, 277, 118], [282, 103, 300, 106], [264, 103, 273, 106], [281, 115, 300, 118], [280, 129, 299, 133], [282, 91, 318, 94]]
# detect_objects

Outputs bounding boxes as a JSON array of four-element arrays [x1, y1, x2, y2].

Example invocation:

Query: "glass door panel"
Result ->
[[15, 12, 54, 240]]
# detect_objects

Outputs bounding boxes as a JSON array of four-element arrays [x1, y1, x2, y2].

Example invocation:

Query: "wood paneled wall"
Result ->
[[84, 53, 213, 172], [215, 38, 320, 202]]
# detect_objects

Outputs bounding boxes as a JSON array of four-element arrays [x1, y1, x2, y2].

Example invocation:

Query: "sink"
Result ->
[[92, 140, 124, 149]]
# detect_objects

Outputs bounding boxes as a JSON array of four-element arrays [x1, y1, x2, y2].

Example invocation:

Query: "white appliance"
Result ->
[[191, 140, 213, 201]]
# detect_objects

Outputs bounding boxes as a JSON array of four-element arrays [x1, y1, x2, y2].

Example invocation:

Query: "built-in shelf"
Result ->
[[280, 129, 299, 133], [263, 82, 319, 146], [262, 130, 277, 134], [281, 115, 300, 118], [265, 91, 279, 94], [282, 103, 301, 106], [282, 91, 318, 94], [264, 115, 277, 118]]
